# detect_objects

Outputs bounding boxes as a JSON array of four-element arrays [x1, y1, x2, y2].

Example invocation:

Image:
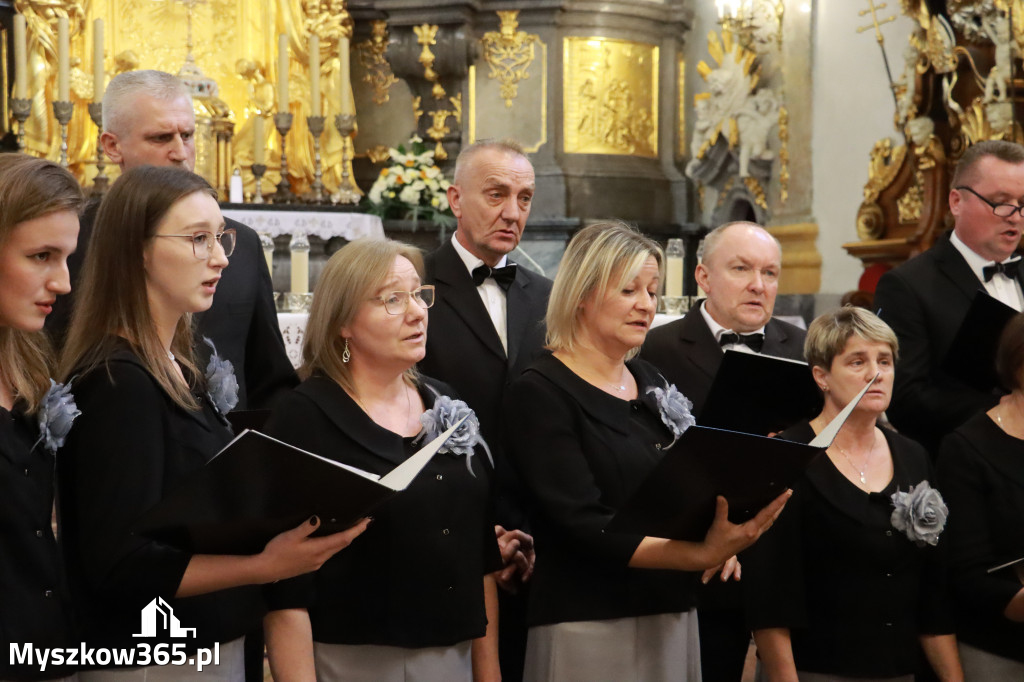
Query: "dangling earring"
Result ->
[[342, 338, 351, 364]]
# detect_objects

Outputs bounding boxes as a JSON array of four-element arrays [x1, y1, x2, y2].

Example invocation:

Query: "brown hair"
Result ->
[[952, 140, 1024, 187], [546, 221, 663, 360], [60, 166, 217, 410], [996, 313, 1024, 391], [302, 238, 424, 393], [0, 154, 83, 412], [804, 305, 899, 372]]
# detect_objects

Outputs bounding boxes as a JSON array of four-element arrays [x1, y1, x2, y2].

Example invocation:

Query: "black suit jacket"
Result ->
[[419, 240, 552, 526], [873, 231, 1016, 453], [640, 303, 807, 417], [47, 202, 297, 411], [937, 413, 1024, 662]]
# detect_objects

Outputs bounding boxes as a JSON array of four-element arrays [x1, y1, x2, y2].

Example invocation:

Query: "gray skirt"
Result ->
[[959, 641, 1024, 681], [312, 640, 473, 682], [523, 609, 701, 682], [793, 672, 913, 682], [77, 637, 245, 682]]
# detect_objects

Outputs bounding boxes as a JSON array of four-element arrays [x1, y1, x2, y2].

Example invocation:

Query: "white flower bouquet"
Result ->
[[365, 135, 456, 228]]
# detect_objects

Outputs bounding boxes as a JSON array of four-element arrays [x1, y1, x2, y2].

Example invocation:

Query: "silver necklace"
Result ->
[[833, 441, 869, 485]]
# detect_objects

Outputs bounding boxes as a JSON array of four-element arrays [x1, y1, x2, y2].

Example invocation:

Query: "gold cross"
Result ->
[[857, 1, 897, 43]]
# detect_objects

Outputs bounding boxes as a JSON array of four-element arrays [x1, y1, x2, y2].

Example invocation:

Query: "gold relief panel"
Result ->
[[563, 37, 658, 157], [469, 35, 548, 153]]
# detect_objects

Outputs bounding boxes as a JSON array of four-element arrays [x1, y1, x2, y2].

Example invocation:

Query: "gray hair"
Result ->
[[453, 138, 529, 185], [103, 70, 192, 135], [702, 221, 781, 266]]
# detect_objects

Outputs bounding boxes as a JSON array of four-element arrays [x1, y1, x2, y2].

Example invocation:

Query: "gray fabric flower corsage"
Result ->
[[890, 480, 948, 547], [646, 383, 696, 449], [203, 337, 239, 415], [35, 379, 81, 453], [417, 391, 493, 476]]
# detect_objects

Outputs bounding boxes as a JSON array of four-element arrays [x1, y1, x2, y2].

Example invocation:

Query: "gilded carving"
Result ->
[[563, 37, 658, 157], [356, 21, 398, 106], [480, 11, 539, 108], [412, 95, 423, 121], [778, 104, 789, 204], [743, 176, 768, 210], [366, 144, 390, 164], [862, 138, 906, 205], [897, 169, 924, 223], [413, 23, 445, 100]]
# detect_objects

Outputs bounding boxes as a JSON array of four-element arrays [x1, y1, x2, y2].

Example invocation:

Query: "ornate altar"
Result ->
[[844, 0, 1024, 299]]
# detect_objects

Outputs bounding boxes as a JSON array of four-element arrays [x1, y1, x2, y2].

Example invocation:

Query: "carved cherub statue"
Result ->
[[897, 43, 920, 124], [983, 12, 1013, 103], [736, 88, 779, 178]]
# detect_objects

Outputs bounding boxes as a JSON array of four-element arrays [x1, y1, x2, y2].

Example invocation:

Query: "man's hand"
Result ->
[[494, 525, 535, 593]]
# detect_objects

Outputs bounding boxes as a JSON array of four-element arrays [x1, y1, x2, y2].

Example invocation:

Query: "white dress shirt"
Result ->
[[950, 231, 1024, 312], [451, 234, 509, 353], [699, 300, 767, 355]]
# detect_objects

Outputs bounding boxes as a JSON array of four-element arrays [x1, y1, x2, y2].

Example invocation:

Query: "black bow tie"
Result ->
[[471, 263, 517, 291], [719, 332, 765, 353], [983, 259, 1021, 282]]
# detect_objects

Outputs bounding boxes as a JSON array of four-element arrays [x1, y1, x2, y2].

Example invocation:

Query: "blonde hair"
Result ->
[[0, 154, 83, 412], [546, 221, 663, 359], [804, 306, 899, 371], [302, 239, 424, 392], [60, 166, 217, 410]]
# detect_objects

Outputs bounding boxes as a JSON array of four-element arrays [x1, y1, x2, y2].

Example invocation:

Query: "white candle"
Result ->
[[309, 34, 320, 117], [253, 115, 265, 164], [665, 257, 684, 298], [13, 15, 27, 100], [92, 19, 104, 102], [277, 34, 289, 112], [338, 37, 354, 115], [57, 16, 69, 102], [291, 249, 309, 294], [263, 241, 274, 276]]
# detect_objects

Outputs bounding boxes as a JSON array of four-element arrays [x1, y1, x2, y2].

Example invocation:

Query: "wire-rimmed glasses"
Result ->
[[154, 228, 237, 259], [371, 285, 436, 315]]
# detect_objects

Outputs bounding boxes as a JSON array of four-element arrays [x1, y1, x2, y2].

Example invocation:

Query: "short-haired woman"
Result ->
[[504, 221, 789, 681], [937, 312, 1024, 679], [58, 166, 365, 680], [263, 238, 502, 682], [0, 154, 82, 681], [746, 306, 961, 681]]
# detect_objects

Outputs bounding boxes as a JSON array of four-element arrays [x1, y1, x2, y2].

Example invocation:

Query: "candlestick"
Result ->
[[52, 101, 73, 168], [88, 102, 109, 195], [277, 34, 289, 112], [309, 34, 321, 117], [331, 113, 361, 204], [338, 37, 354, 115], [11, 99, 30, 151], [306, 115, 326, 203], [253, 114, 265, 165], [252, 163, 267, 204], [13, 15, 27, 100], [93, 19, 104, 102], [290, 231, 310, 295], [57, 17, 70, 102], [273, 112, 294, 203]]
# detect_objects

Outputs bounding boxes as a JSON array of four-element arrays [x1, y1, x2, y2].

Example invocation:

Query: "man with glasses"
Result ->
[[48, 70, 297, 412], [874, 139, 1024, 452], [418, 139, 550, 682]]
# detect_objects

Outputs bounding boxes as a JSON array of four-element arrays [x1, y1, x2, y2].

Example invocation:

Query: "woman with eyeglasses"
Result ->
[[262, 238, 503, 682], [58, 166, 367, 680]]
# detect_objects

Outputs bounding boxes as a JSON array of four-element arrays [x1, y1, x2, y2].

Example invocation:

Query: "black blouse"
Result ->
[[937, 412, 1024, 662], [263, 375, 502, 648], [0, 405, 76, 680], [58, 345, 266, 656], [744, 421, 953, 678], [503, 353, 699, 628]]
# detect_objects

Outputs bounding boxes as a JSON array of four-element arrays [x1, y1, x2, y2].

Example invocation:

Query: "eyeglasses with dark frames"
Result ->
[[154, 228, 237, 260], [955, 186, 1024, 219], [370, 285, 436, 315]]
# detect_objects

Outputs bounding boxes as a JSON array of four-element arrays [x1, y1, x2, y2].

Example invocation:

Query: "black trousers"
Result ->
[[698, 607, 750, 682]]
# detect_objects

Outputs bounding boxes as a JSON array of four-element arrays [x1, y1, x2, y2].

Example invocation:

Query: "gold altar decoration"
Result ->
[[768, 223, 821, 294], [692, 30, 759, 163], [355, 20, 398, 106], [677, 55, 685, 158], [743, 176, 767, 210], [563, 37, 658, 157], [714, 0, 785, 52], [468, 37, 547, 153], [479, 11, 539, 108], [778, 104, 789, 203], [414, 23, 445, 100], [16, 0, 358, 197]]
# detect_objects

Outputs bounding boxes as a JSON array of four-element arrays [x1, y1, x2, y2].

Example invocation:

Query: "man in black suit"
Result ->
[[48, 70, 297, 411], [642, 220, 805, 682], [874, 140, 1024, 454], [418, 140, 550, 682]]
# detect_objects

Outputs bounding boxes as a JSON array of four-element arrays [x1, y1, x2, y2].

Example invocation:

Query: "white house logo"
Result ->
[[133, 597, 196, 639]]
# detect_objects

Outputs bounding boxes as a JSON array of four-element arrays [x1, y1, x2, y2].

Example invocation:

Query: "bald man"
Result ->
[[641, 221, 806, 682]]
